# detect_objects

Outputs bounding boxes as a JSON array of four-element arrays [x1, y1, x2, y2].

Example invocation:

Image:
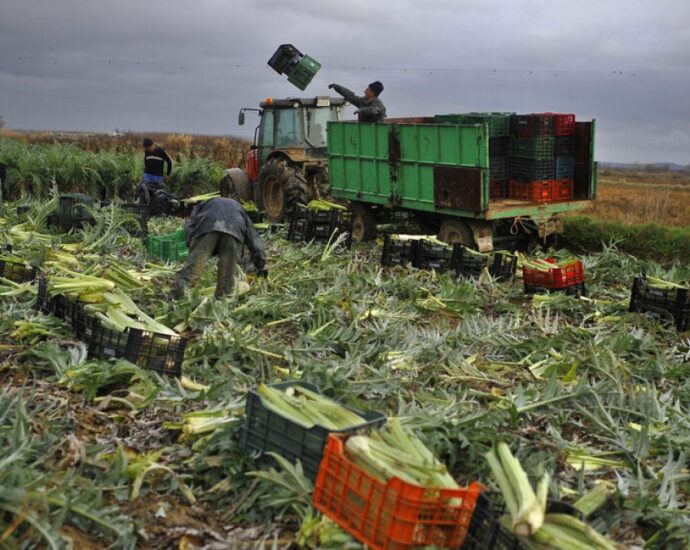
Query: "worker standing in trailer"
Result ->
[[328, 81, 386, 122]]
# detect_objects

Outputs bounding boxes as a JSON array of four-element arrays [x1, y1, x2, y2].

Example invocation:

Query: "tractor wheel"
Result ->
[[257, 159, 309, 221], [438, 219, 474, 246], [351, 203, 378, 243]]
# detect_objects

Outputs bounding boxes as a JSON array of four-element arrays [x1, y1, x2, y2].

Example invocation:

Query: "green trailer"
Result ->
[[328, 118, 596, 249]]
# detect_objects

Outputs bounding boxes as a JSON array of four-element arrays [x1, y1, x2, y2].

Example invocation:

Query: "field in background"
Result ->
[[585, 167, 690, 227], [0, 129, 250, 168]]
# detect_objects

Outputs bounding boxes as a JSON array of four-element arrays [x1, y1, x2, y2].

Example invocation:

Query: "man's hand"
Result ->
[[258, 269, 269, 279], [164, 175, 171, 183], [328, 83, 336, 89]]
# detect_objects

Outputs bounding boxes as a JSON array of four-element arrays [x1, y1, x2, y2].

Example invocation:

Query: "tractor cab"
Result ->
[[228, 97, 347, 220]]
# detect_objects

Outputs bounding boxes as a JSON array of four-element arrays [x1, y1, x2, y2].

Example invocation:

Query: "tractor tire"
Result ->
[[220, 168, 252, 202], [257, 159, 309, 221], [351, 203, 378, 243], [438, 219, 474, 247]]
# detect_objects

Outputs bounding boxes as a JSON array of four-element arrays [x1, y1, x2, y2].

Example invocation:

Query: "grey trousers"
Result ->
[[173, 232, 240, 298]]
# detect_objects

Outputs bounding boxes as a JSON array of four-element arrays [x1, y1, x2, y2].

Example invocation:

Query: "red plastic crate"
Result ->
[[490, 180, 506, 199], [554, 179, 574, 200], [522, 258, 585, 289], [313, 434, 484, 550], [537, 113, 575, 136]]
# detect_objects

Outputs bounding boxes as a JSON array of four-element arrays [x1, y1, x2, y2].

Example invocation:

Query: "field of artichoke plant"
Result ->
[[0, 146, 689, 549]]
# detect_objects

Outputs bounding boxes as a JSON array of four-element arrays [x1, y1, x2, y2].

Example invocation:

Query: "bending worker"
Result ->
[[328, 81, 386, 122], [170, 197, 267, 299], [137, 137, 173, 203]]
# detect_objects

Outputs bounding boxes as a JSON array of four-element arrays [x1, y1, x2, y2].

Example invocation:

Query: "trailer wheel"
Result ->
[[439, 219, 474, 246], [257, 159, 308, 221], [351, 203, 377, 243]]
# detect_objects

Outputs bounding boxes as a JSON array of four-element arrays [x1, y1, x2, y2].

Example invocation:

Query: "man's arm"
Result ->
[[356, 101, 386, 121], [328, 84, 366, 108], [243, 215, 267, 272], [161, 148, 174, 176]]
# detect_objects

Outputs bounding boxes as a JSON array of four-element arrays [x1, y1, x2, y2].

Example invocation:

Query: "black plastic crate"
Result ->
[[268, 44, 303, 75], [554, 136, 576, 156], [0, 260, 37, 283], [288, 206, 352, 249], [241, 381, 386, 482], [451, 245, 489, 278], [629, 277, 690, 331], [555, 156, 575, 180], [489, 137, 509, 157], [464, 491, 583, 550], [381, 235, 416, 267], [59, 194, 94, 218], [86, 320, 131, 361], [509, 158, 555, 182], [490, 253, 518, 281], [510, 114, 555, 138], [53, 294, 83, 327], [124, 328, 187, 376], [509, 136, 555, 160], [490, 156, 508, 184], [121, 203, 150, 237], [34, 276, 55, 314], [414, 240, 454, 272]]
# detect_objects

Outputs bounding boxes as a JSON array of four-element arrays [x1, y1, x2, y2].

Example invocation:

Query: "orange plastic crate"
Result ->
[[508, 180, 554, 202], [313, 434, 484, 550], [522, 258, 585, 289]]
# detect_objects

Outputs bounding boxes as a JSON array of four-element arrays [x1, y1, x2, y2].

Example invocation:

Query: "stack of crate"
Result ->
[[508, 113, 576, 202], [434, 112, 513, 198]]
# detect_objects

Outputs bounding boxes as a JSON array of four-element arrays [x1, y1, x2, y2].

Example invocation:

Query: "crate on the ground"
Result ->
[[53, 294, 83, 327], [124, 328, 187, 376], [629, 277, 690, 331], [490, 253, 518, 280], [59, 194, 94, 218], [288, 206, 352, 249], [313, 433, 484, 550], [451, 245, 489, 278], [0, 259, 38, 284], [509, 158, 555, 182], [555, 156, 575, 180], [464, 491, 583, 550], [242, 381, 386, 482], [121, 203, 150, 237], [510, 114, 555, 138], [523, 258, 586, 295], [34, 276, 55, 314], [147, 229, 188, 262], [85, 319, 131, 361], [509, 136, 555, 159], [381, 235, 417, 267], [414, 239, 454, 272], [554, 136, 576, 156]]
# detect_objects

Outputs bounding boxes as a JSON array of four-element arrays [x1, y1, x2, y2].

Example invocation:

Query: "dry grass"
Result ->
[[0, 129, 250, 168], [583, 168, 690, 227]]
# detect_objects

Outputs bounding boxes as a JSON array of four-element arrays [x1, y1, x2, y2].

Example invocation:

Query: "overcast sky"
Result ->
[[1, 0, 689, 164]]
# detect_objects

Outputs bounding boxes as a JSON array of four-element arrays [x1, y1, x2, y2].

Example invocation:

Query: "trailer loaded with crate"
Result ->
[[328, 112, 596, 250]]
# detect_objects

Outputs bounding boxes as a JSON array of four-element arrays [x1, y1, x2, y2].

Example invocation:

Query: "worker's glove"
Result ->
[[328, 83, 336, 89], [257, 269, 269, 279]]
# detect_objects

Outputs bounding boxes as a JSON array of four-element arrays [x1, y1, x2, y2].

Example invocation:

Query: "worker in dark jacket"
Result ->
[[328, 81, 386, 122], [170, 198, 267, 299], [137, 138, 173, 204]]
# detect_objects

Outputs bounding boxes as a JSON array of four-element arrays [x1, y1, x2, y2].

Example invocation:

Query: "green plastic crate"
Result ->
[[147, 229, 188, 262], [433, 112, 514, 137], [509, 136, 555, 159], [287, 55, 321, 91]]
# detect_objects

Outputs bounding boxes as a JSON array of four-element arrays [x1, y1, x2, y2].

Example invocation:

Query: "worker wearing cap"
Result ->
[[137, 138, 173, 203], [170, 197, 267, 299], [328, 81, 386, 123]]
